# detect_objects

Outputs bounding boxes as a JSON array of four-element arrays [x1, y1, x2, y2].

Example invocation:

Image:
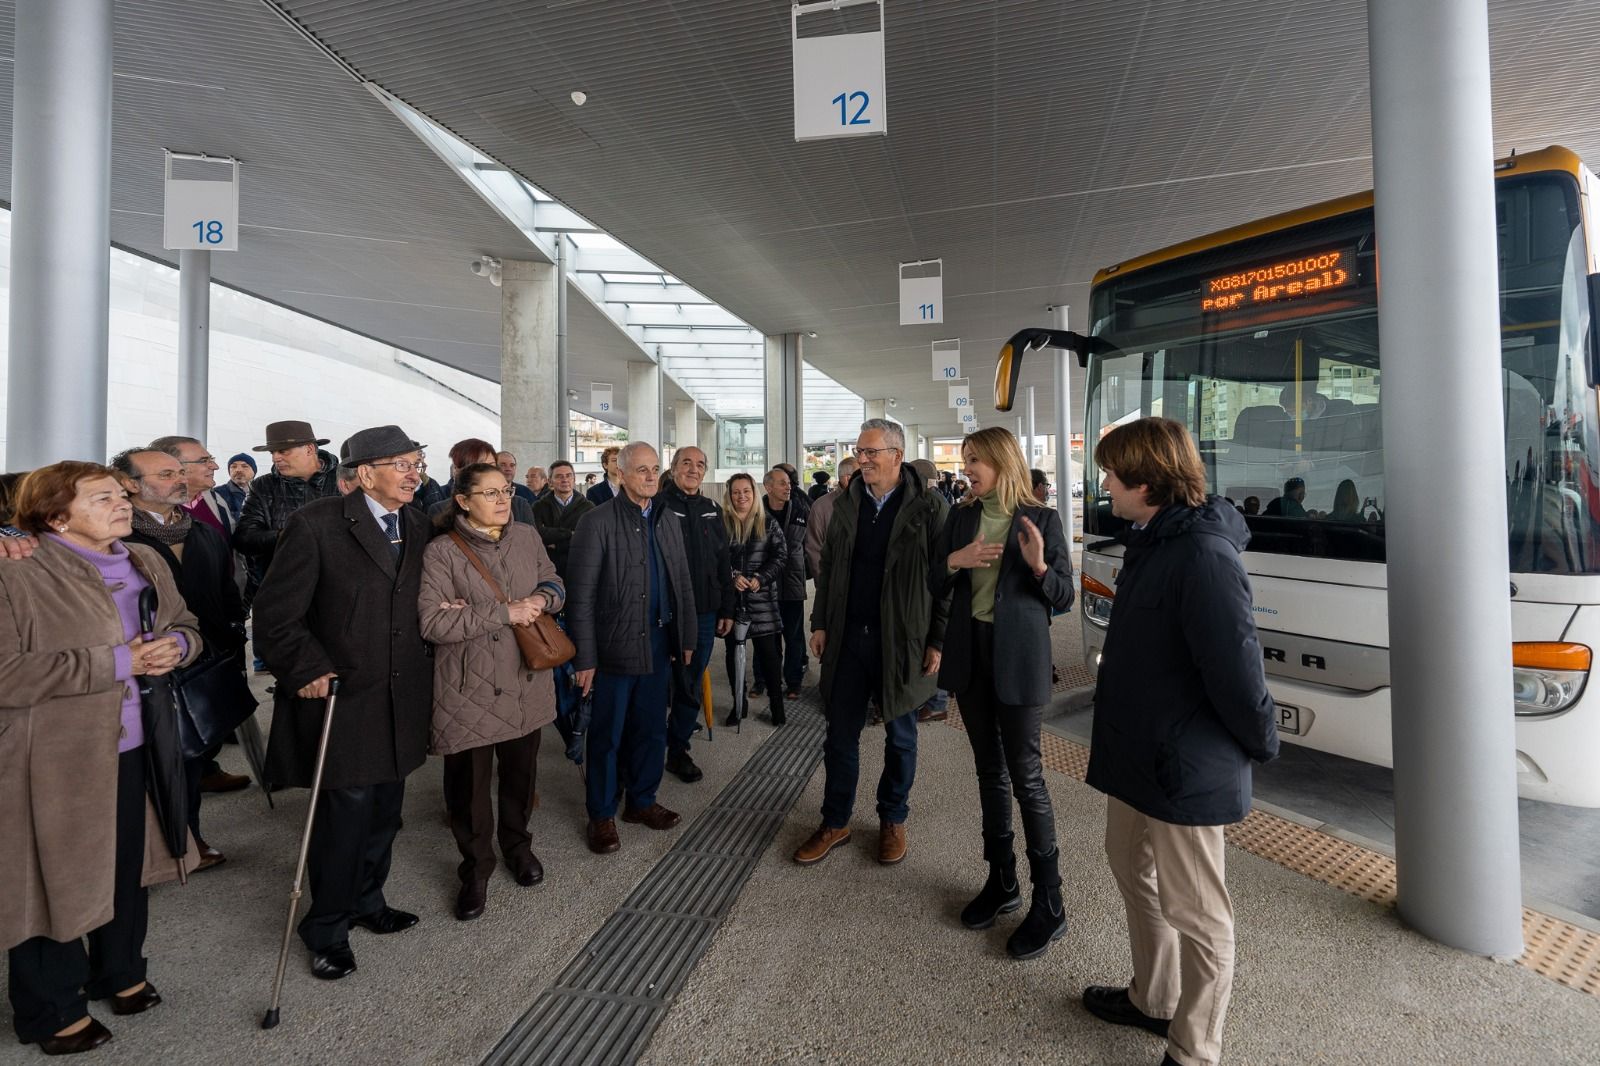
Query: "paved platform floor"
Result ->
[[5, 660, 1598, 1064]]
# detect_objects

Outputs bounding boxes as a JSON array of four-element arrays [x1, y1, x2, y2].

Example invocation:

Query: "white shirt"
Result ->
[[362, 492, 402, 540]]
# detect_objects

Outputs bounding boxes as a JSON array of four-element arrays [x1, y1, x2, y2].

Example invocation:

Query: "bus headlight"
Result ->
[[1511, 643, 1591, 717], [1081, 574, 1115, 628]]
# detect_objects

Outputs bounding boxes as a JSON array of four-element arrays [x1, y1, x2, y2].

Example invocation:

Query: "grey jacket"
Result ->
[[567, 494, 698, 675]]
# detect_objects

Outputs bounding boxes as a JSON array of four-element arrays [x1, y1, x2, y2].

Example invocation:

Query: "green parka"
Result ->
[[810, 463, 950, 721]]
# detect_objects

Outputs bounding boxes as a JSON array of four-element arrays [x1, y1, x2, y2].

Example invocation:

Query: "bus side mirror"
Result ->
[[993, 328, 1109, 411]]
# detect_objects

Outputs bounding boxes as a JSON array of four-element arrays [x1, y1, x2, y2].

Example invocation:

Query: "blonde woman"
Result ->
[[935, 427, 1075, 959], [720, 473, 788, 726]]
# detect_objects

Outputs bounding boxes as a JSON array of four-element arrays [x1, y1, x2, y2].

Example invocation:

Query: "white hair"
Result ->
[[618, 440, 659, 471], [860, 418, 905, 452]]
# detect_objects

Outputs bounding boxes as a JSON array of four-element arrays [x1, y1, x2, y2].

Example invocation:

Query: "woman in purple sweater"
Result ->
[[0, 462, 201, 1057]]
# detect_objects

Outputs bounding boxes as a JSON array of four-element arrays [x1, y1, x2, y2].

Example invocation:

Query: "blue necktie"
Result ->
[[381, 512, 401, 560]]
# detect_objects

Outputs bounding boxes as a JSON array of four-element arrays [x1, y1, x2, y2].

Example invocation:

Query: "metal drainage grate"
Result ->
[[482, 697, 828, 1066]]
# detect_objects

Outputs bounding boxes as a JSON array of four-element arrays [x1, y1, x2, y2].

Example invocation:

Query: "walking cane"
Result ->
[[262, 676, 340, 1030]]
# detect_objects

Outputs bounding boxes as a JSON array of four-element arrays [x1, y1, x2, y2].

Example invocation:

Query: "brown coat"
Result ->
[[419, 520, 566, 756], [0, 537, 202, 950]]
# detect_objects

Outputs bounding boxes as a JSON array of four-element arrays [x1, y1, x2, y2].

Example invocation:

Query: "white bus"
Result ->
[[999, 146, 1600, 807]]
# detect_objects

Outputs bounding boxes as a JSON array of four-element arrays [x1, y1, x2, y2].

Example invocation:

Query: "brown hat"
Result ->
[[254, 420, 329, 452]]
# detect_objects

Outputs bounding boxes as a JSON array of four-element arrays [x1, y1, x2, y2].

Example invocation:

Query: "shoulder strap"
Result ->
[[448, 530, 508, 604]]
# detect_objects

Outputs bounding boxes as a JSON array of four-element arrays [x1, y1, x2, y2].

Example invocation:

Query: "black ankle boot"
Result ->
[[771, 701, 787, 726], [1006, 847, 1066, 959], [960, 833, 1022, 929]]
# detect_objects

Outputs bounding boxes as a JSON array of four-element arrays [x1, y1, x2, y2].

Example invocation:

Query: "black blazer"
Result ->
[[255, 491, 433, 790], [934, 502, 1074, 706]]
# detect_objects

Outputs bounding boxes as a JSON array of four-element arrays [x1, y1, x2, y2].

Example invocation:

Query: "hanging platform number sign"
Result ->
[[899, 259, 943, 325], [932, 338, 961, 382], [948, 378, 970, 410], [162, 151, 239, 252], [591, 383, 614, 416], [792, 0, 887, 141]]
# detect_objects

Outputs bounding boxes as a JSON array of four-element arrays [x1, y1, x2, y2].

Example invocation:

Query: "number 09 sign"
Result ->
[[792, 0, 887, 142], [162, 152, 239, 252]]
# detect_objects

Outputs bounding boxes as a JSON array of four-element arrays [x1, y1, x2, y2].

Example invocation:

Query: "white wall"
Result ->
[[0, 210, 503, 471]]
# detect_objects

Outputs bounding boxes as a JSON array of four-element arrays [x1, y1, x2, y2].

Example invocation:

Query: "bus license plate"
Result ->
[[1275, 702, 1302, 735]]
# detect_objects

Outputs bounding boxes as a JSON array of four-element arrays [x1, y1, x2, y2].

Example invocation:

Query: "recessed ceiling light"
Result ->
[[571, 90, 588, 106]]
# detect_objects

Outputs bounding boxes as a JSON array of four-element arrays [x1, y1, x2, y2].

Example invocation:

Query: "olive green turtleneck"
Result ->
[[969, 491, 1012, 623]]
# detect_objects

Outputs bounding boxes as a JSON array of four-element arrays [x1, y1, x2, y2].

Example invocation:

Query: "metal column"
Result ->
[[1369, 0, 1522, 956], [1026, 386, 1037, 469], [1051, 304, 1074, 538], [177, 250, 211, 440], [557, 235, 571, 461], [763, 333, 804, 468], [7, 0, 114, 468]]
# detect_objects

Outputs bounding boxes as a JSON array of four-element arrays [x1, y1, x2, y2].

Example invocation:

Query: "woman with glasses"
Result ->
[[420, 464, 565, 921], [936, 427, 1075, 960], [720, 473, 788, 726]]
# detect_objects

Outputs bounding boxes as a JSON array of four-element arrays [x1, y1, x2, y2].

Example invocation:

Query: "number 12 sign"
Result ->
[[792, 0, 887, 141]]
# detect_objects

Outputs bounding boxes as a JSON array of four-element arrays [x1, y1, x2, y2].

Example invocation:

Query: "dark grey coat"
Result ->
[[723, 520, 787, 638], [765, 497, 810, 601], [566, 494, 698, 675], [255, 491, 434, 790], [935, 502, 1075, 706]]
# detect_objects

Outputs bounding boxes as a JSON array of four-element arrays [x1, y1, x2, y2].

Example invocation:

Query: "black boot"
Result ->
[[771, 701, 787, 727], [960, 833, 1022, 929], [1006, 847, 1067, 959]]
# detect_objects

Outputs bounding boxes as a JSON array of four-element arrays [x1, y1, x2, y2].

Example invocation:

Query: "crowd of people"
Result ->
[[0, 413, 1276, 1066]]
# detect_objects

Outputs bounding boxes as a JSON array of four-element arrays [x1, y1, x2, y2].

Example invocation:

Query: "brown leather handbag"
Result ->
[[449, 531, 575, 670]]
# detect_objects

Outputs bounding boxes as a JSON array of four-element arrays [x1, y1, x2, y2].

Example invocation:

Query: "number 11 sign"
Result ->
[[792, 0, 887, 142]]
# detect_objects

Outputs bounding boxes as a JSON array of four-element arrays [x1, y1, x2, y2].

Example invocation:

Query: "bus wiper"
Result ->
[[994, 327, 1119, 411]]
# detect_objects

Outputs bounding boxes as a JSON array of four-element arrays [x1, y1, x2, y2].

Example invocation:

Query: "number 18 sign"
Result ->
[[162, 152, 239, 252], [792, 0, 887, 141]]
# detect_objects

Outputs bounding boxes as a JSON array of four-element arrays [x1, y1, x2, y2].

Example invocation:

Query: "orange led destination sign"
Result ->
[[1201, 248, 1354, 313]]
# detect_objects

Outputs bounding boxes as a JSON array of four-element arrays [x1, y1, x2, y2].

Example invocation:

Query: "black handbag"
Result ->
[[173, 650, 258, 759]]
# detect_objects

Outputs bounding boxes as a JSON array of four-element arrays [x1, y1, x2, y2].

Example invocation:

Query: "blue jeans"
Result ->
[[779, 599, 807, 690], [927, 687, 949, 712], [668, 611, 718, 755], [585, 627, 671, 820], [821, 621, 918, 827]]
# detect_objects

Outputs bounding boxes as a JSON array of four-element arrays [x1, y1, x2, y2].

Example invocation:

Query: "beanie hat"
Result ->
[[228, 452, 258, 473]]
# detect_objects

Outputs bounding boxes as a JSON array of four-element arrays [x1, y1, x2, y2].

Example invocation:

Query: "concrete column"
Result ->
[[1369, 0, 1522, 956], [6, 0, 113, 468], [627, 360, 662, 455], [674, 402, 700, 461], [556, 236, 571, 460], [864, 399, 888, 422], [501, 259, 561, 469], [177, 249, 211, 440], [1052, 304, 1075, 539], [1026, 386, 1038, 467], [698, 416, 718, 470], [764, 333, 804, 468]]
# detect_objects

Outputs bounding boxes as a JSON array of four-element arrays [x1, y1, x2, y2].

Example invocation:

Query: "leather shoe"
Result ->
[[30, 1016, 112, 1055], [456, 881, 487, 921], [350, 906, 418, 935], [622, 803, 681, 830], [588, 818, 620, 854], [1081, 985, 1171, 1039], [200, 770, 250, 793], [194, 843, 225, 872], [510, 852, 544, 887], [878, 820, 908, 865], [310, 942, 357, 981], [916, 704, 948, 723], [793, 824, 851, 865], [105, 982, 161, 1016], [665, 750, 704, 783]]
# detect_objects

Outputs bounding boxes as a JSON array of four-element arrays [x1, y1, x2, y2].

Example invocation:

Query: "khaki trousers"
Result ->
[[1104, 797, 1235, 1066]]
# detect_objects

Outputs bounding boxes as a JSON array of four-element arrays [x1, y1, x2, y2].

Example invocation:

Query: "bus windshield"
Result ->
[[1083, 172, 1600, 573]]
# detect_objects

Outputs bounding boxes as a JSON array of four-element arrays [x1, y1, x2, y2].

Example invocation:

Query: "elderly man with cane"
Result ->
[[255, 426, 434, 982]]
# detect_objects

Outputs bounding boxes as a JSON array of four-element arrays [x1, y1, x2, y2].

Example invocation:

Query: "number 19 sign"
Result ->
[[591, 383, 614, 415], [792, 0, 887, 141], [162, 152, 239, 252]]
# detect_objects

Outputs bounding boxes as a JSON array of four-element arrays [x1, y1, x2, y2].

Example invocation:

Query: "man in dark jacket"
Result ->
[[255, 425, 434, 982], [233, 420, 341, 605], [660, 446, 733, 783], [1080, 417, 1278, 1066], [796, 420, 949, 868], [586, 445, 623, 505], [763, 466, 810, 697], [567, 442, 697, 855], [115, 447, 251, 868], [530, 459, 593, 579]]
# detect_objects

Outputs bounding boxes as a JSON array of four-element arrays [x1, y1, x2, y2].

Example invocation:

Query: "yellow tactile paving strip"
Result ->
[[946, 707, 1600, 998]]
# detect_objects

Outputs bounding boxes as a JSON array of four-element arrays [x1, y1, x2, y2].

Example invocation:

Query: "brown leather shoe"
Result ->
[[31, 1016, 112, 1054], [587, 818, 620, 854], [793, 824, 851, 865], [622, 803, 682, 831], [878, 820, 908, 865], [200, 770, 250, 793], [194, 842, 225, 872], [106, 982, 161, 1017]]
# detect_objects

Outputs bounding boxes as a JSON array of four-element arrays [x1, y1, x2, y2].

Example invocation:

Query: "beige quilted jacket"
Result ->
[[419, 519, 566, 756]]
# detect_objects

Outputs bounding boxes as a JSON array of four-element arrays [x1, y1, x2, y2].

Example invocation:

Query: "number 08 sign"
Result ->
[[792, 0, 887, 141], [162, 151, 239, 252]]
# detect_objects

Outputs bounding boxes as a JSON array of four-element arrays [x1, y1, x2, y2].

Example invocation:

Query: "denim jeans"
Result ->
[[821, 621, 918, 826], [586, 626, 671, 819]]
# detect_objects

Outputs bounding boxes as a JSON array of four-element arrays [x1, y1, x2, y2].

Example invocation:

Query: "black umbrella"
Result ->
[[137, 587, 189, 884]]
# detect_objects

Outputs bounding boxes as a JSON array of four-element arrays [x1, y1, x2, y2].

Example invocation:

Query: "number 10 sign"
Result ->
[[792, 0, 887, 141], [162, 151, 239, 252]]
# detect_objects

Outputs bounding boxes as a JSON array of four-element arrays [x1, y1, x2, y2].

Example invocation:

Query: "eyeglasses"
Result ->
[[464, 488, 515, 501], [368, 459, 426, 474], [854, 446, 900, 461], [179, 456, 217, 467]]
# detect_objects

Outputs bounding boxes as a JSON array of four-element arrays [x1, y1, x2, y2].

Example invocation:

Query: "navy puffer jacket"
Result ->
[[1087, 497, 1279, 826]]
